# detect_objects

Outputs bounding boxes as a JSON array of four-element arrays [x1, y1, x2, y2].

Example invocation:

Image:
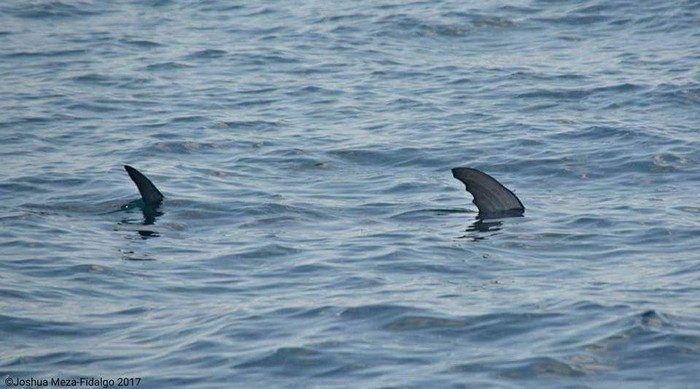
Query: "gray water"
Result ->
[[1, 1, 699, 387]]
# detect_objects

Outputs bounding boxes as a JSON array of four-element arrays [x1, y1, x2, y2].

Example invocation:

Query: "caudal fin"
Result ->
[[124, 165, 164, 208], [451, 167, 524, 219]]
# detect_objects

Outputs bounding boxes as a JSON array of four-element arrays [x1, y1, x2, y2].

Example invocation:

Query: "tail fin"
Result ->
[[452, 167, 524, 219], [124, 165, 164, 208]]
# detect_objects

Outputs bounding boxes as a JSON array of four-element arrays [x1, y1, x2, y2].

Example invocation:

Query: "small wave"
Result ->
[[391, 209, 472, 221], [384, 315, 467, 331], [235, 244, 302, 260], [376, 12, 516, 38], [145, 62, 194, 71], [642, 83, 700, 107], [119, 38, 163, 48], [506, 357, 588, 378], [235, 346, 329, 373], [339, 304, 417, 320], [183, 49, 228, 60], [4, 1, 107, 19], [0, 314, 104, 337], [533, 14, 612, 26], [6, 49, 86, 58], [195, 3, 244, 13], [71, 73, 117, 86], [244, 53, 300, 65], [383, 312, 562, 340], [152, 141, 219, 153], [223, 120, 284, 130], [451, 356, 587, 378], [517, 83, 643, 101]]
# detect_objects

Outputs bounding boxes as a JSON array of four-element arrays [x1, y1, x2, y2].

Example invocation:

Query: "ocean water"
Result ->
[[1, 0, 699, 387]]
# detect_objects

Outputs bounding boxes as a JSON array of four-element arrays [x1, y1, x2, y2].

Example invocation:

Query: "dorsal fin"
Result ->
[[124, 165, 164, 208], [451, 167, 524, 219]]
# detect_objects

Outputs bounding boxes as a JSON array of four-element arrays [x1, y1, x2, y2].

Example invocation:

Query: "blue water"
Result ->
[[1, 1, 699, 387]]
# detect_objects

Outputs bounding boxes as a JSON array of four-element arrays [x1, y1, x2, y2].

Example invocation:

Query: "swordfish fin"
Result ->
[[124, 165, 164, 208], [451, 167, 524, 219]]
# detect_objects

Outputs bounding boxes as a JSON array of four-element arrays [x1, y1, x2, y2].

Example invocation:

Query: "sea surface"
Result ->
[[1, 1, 699, 387]]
